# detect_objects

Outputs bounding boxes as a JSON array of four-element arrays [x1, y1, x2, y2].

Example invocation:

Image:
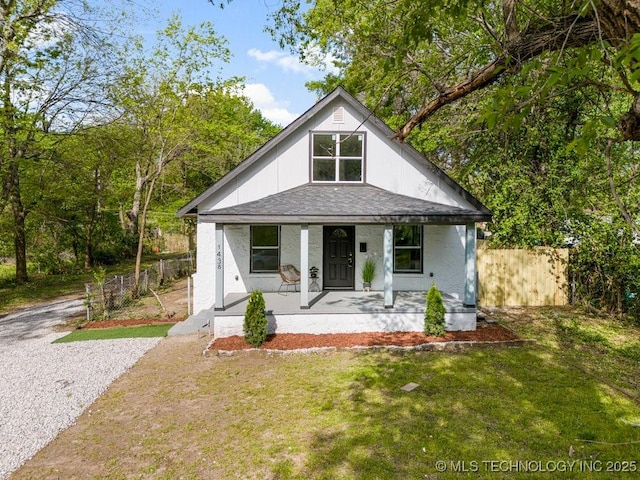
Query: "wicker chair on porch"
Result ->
[[278, 264, 301, 294]]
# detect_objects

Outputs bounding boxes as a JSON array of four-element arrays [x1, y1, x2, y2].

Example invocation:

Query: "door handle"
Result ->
[[348, 257, 353, 267]]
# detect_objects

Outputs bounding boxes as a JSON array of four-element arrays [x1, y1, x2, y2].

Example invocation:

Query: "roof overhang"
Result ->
[[197, 184, 492, 225]]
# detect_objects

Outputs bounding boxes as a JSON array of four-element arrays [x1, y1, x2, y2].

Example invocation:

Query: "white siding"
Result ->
[[199, 97, 473, 213], [193, 222, 217, 314], [194, 223, 467, 312], [192, 94, 477, 314]]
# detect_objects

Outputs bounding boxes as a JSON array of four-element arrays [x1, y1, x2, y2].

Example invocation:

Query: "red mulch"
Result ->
[[209, 323, 520, 351], [81, 318, 181, 329]]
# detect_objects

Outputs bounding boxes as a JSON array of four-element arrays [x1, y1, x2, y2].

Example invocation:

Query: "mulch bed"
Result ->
[[209, 323, 522, 351], [81, 318, 181, 329]]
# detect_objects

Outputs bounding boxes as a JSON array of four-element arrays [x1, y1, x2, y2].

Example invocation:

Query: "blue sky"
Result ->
[[145, 0, 335, 126]]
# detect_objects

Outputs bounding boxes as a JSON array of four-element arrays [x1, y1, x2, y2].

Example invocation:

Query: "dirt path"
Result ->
[[0, 298, 84, 343]]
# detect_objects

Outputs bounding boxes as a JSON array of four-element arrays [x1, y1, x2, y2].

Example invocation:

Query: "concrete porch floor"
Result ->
[[169, 291, 477, 337], [219, 290, 472, 316]]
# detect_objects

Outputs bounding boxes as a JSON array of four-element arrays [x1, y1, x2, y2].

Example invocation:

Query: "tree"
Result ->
[[0, 0, 130, 282], [269, 0, 640, 317], [111, 16, 238, 292], [31, 125, 135, 270], [425, 284, 446, 337], [243, 289, 268, 347], [270, 1, 640, 144]]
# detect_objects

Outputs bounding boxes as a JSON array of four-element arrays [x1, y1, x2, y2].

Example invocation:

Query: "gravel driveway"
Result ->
[[0, 299, 162, 479]]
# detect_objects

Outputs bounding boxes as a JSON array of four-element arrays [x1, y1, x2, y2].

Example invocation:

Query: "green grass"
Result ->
[[53, 324, 174, 343], [0, 263, 91, 313], [12, 308, 640, 479], [107, 348, 640, 479], [492, 306, 640, 398]]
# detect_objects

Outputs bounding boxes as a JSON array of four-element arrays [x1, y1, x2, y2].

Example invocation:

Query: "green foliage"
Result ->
[[569, 218, 640, 320], [243, 290, 268, 347], [0, 7, 278, 281], [424, 284, 446, 337], [282, 0, 640, 319], [360, 256, 376, 283]]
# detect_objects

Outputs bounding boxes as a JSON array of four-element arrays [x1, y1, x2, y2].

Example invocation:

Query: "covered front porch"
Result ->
[[209, 290, 476, 338]]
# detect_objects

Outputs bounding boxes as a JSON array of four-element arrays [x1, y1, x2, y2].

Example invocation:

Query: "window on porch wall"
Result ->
[[393, 225, 423, 273], [250, 225, 280, 273]]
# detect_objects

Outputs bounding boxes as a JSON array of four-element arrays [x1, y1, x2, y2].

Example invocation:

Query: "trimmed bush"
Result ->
[[425, 284, 446, 337], [243, 290, 268, 347]]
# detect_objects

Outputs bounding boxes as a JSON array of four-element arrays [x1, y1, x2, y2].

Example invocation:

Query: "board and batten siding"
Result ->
[[477, 246, 569, 307], [200, 98, 470, 213]]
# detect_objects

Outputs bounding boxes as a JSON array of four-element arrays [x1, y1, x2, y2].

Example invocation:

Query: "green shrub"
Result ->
[[243, 290, 268, 347], [425, 284, 446, 337]]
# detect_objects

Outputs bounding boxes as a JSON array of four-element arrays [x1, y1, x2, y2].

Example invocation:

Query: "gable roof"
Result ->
[[178, 86, 491, 219], [198, 183, 491, 224]]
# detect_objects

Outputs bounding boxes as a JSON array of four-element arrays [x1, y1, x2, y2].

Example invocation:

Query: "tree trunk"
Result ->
[[8, 160, 27, 283], [133, 175, 158, 294], [127, 161, 144, 237], [84, 239, 93, 270]]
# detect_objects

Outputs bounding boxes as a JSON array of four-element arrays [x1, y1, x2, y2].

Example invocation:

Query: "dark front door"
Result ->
[[323, 226, 355, 289]]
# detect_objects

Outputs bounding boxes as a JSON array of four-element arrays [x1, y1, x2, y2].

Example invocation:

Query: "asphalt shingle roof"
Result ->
[[199, 184, 491, 224]]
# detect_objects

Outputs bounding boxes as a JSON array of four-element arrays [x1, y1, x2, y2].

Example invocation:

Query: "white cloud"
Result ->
[[248, 47, 339, 76], [241, 83, 299, 126], [247, 49, 282, 63]]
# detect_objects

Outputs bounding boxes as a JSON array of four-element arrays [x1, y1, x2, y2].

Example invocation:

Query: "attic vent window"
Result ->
[[332, 107, 345, 123]]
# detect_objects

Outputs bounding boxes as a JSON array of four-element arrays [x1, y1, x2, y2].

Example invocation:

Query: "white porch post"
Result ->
[[464, 223, 476, 307], [300, 224, 309, 309], [383, 224, 393, 308], [214, 223, 225, 311]]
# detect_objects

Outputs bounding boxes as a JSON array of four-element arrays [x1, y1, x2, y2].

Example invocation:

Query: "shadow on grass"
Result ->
[[295, 346, 640, 479]]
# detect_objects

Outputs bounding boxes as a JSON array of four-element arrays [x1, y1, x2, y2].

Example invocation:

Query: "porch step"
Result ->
[[168, 308, 215, 336]]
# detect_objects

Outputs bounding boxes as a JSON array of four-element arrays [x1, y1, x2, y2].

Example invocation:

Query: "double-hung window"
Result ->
[[250, 225, 279, 273], [312, 132, 364, 182], [393, 225, 423, 273]]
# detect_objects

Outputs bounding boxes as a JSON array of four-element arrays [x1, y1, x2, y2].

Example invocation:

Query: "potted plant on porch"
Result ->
[[361, 256, 376, 292], [309, 266, 319, 278]]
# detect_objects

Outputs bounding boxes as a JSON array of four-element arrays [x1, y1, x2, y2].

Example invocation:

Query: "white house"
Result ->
[[176, 87, 491, 338]]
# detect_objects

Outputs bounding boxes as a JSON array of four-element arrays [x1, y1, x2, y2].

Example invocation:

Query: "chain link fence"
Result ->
[[85, 253, 194, 321]]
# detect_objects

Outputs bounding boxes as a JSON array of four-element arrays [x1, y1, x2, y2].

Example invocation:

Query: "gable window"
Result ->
[[312, 132, 364, 182], [394, 225, 423, 273], [250, 225, 279, 273]]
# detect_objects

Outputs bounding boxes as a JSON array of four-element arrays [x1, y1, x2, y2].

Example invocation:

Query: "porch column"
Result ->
[[300, 224, 309, 309], [464, 223, 476, 307], [214, 223, 225, 311], [383, 224, 393, 308]]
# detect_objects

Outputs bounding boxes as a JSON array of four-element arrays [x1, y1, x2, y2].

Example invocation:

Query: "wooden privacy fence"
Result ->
[[477, 247, 569, 307]]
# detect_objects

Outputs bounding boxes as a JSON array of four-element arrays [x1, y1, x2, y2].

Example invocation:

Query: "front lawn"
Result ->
[[13, 314, 640, 479], [492, 307, 640, 400]]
